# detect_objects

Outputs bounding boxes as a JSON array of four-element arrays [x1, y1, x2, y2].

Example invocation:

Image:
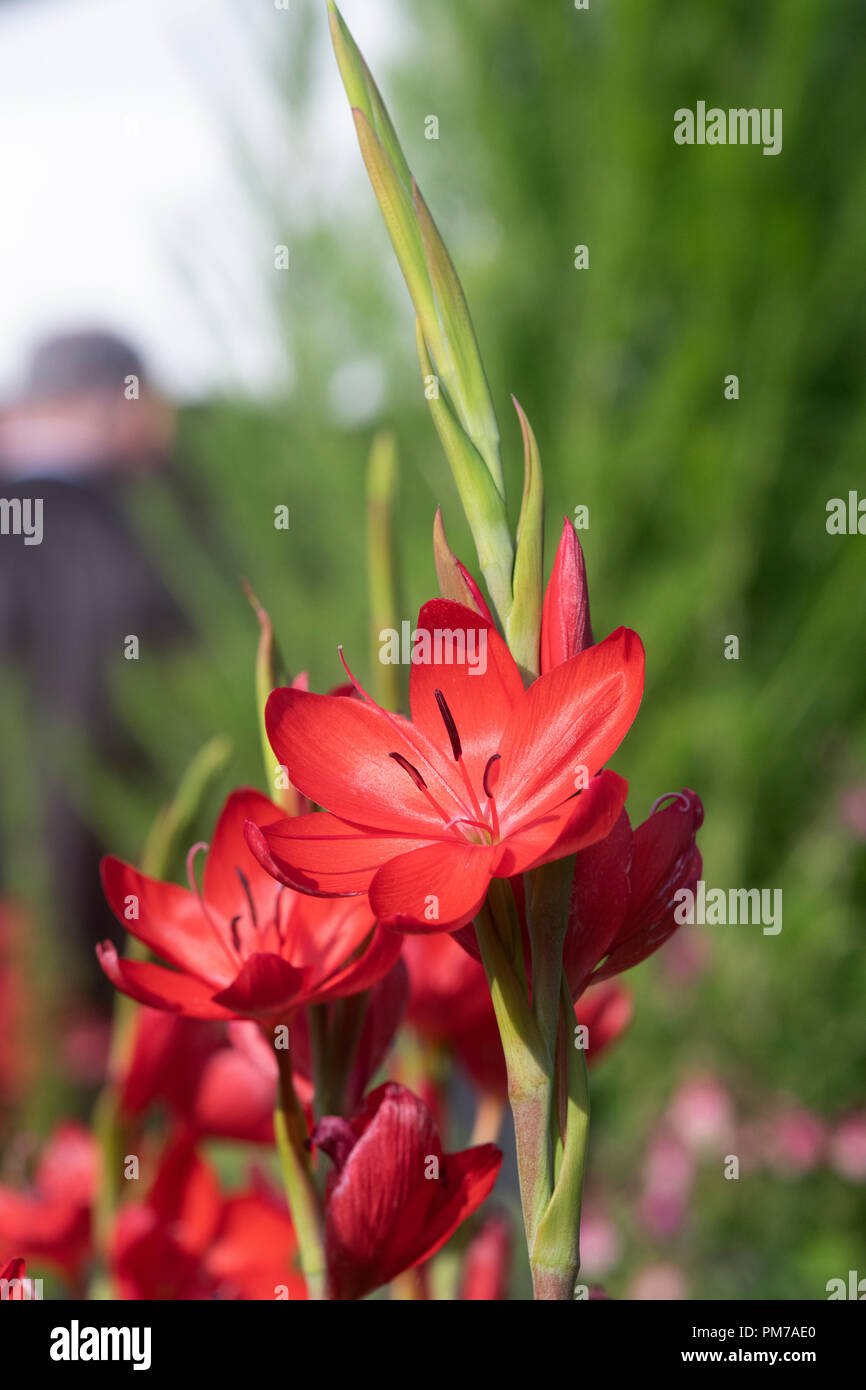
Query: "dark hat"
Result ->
[[14, 330, 149, 402]]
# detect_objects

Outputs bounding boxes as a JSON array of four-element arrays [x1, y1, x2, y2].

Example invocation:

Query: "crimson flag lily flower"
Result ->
[[119, 1010, 282, 1145], [247, 598, 644, 932], [312, 1081, 502, 1300], [111, 1135, 306, 1300], [98, 788, 401, 1023], [565, 789, 704, 997]]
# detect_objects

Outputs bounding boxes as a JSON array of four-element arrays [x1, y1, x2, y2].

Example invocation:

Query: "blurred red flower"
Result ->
[[460, 1210, 512, 1300], [111, 1135, 305, 1300], [0, 1255, 28, 1297], [0, 1121, 95, 1281]]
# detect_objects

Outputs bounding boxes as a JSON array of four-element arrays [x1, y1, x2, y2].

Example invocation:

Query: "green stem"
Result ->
[[530, 976, 591, 1300], [274, 1047, 327, 1300], [475, 889, 550, 1255]]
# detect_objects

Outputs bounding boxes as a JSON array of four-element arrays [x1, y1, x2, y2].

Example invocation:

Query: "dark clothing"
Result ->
[[0, 475, 190, 991]]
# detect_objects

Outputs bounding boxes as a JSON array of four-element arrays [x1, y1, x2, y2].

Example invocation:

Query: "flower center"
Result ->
[[389, 689, 501, 845]]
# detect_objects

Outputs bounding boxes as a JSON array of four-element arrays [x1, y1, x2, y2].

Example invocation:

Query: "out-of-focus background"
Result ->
[[1, 0, 864, 1299]]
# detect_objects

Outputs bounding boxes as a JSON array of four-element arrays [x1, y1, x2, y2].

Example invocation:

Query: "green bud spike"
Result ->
[[507, 396, 545, 680]]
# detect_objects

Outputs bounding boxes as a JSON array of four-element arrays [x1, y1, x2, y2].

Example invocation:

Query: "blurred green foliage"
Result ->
[[1, 0, 864, 1298]]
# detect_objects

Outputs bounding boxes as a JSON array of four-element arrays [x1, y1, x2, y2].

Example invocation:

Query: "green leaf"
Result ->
[[413, 179, 503, 496], [416, 321, 513, 626], [351, 110, 446, 371], [328, 2, 412, 188]]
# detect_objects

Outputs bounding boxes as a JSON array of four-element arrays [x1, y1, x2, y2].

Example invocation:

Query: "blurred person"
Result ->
[[0, 330, 191, 1000]]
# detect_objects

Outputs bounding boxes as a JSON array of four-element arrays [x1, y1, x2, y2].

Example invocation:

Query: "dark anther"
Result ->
[[229, 916, 242, 952], [434, 689, 462, 760], [236, 867, 259, 928], [483, 753, 501, 797], [389, 751, 428, 790]]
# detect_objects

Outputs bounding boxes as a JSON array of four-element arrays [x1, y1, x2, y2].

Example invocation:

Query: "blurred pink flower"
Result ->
[[638, 1131, 694, 1237], [579, 1202, 621, 1279], [659, 927, 712, 984], [765, 1105, 826, 1176], [828, 1112, 866, 1182], [629, 1263, 687, 1300], [840, 785, 866, 839], [668, 1074, 734, 1153]]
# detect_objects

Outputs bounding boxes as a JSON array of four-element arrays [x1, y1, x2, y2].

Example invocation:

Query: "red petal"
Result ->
[[493, 770, 628, 877], [208, 1191, 306, 1300], [211, 952, 310, 1019], [624, 789, 704, 934], [409, 599, 525, 792], [101, 857, 234, 986], [564, 807, 633, 996], [496, 626, 645, 825], [402, 1142, 501, 1274], [203, 788, 288, 924], [321, 1082, 439, 1299], [190, 1046, 275, 1145], [591, 848, 702, 985], [320, 1082, 500, 1300], [306, 925, 405, 1005], [96, 942, 235, 1019], [265, 688, 464, 834], [369, 840, 496, 933], [146, 1135, 222, 1252], [246, 810, 433, 896]]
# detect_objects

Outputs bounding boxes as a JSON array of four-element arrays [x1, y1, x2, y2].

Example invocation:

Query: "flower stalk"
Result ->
[[274, 1046, 327, 1300]]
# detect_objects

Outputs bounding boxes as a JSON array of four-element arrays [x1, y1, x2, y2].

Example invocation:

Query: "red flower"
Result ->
[[98, 788, 401, 1024], [111, 1135, 305, 1300], [460, 1211, 512, 1300], [0, 1122, 95, 1281], [565, 790, 704, 997], [312, 1082, 502, 1299], [119, 1010, 282, 1145], [247, 599, 643, 931], [404, 931, 491, 1041]]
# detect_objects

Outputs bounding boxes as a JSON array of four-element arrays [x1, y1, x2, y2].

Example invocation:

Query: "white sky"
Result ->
[[0, 0, 402, 400]]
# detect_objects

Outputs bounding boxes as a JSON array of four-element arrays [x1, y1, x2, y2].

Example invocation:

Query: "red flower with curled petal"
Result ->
[[565, 789, 704, 997], [246, 598, 644, 932], [97, 788, 401, 1025], [312, 1081, 501, 1300]]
